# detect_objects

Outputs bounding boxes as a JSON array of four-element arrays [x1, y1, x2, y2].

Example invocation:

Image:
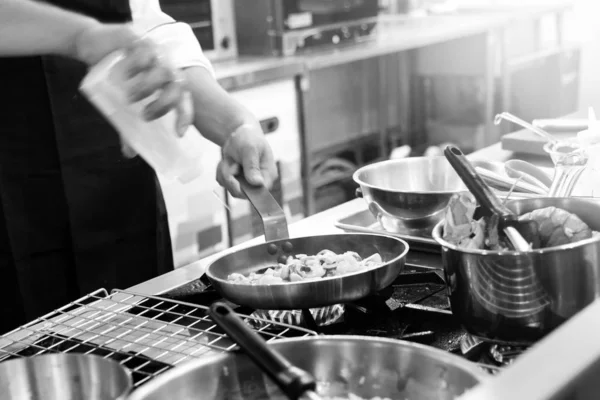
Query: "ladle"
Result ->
[[209, 302, 323, 400], [444, 146, 539, 249], [494, 112, 559, 144]]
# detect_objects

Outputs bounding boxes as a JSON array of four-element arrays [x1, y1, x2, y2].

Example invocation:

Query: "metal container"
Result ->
[[432, 197, 600, 345], [353, 157, 470, 232], [0, 354, 132, 400], [127, 336, 487, 400]]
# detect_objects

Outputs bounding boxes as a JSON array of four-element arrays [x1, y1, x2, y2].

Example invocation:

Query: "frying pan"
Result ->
[[205, 177, 409, 310]]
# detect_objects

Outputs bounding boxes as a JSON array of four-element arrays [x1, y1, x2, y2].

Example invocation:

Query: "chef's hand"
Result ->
[[74, 24, 192, 156], [217, 124, 278, 198]]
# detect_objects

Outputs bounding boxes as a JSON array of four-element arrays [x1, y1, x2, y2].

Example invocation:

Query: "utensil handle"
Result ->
[[444, 146, 513, 218], [237, 175, 290, 242], [209, 302, 317, 400]]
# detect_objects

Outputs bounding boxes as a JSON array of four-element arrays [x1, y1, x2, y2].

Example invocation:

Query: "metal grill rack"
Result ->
[[0, 289, 317, 387]]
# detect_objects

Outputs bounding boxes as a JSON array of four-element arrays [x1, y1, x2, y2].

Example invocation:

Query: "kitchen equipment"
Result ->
[[494, 112, 559, 144], [159, 0, 237, 62], [533, 118, 589, 133], [504, 159, 552, 190], [80, 51, 205, 184], [475, 167, 547, 195], [234, 0, 380, 56], [126, 335, 487, 400], [209, 302, 322, 400], [432, 197, 600, 345], [0, 353, 132, 400], [443, 146, 540, 248], [543, 139, 589, 198], [0, 289, 317, 388], [206, 176, 409, 310]]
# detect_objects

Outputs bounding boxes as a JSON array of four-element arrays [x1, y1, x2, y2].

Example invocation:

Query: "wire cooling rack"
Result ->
[[0, 289, 317, 387]]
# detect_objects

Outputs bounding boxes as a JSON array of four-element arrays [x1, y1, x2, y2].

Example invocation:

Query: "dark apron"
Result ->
[[0, 0, 174, 334]]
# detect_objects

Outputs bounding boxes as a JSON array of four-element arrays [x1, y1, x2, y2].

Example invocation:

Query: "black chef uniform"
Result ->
[[0, 0, 173, 334]]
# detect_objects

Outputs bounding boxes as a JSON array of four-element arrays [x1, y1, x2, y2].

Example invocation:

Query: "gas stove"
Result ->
[[164, 250, 528, 374]]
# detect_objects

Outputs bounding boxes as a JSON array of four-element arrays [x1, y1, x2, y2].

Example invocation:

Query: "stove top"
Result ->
[[164, 251, 525, 374]]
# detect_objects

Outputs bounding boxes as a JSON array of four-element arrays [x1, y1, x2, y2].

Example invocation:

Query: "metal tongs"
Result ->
[[444, 146, 538, 250], [209, 302, 323, 400]]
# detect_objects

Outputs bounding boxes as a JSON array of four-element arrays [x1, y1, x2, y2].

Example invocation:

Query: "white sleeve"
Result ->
[[129, 0, 215, 76]]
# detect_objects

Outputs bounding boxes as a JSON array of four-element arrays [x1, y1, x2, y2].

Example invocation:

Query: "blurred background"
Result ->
[[156, 0, 600, 266]]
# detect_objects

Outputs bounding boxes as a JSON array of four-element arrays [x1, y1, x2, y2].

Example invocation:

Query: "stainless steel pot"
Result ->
[[127, 336, 487, 400], [0, 353, 132, 400], [432, 197, 600, 345], [352, 157, 518, 233]]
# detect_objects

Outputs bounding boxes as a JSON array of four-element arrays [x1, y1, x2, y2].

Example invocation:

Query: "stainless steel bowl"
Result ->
[[127, 336, 487, 400], [432, 197, 600, 345], [353, 157, 500, 233], [0, 354, 132, 400]]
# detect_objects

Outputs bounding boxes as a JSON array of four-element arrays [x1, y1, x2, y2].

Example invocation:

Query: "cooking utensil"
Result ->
[[504, 159, 552, 191], [0, 353, 132, 400], [432, 197, 600, 345], [209, 302, 321, 400], [126, 336, 487, 400], [532, 118, 589, 133], [475, 166, 547, 195], [543, 140, 589, 197], [444, 146, 539, 248], [494, 112, 559, 144], [205, 176, 409, 310]]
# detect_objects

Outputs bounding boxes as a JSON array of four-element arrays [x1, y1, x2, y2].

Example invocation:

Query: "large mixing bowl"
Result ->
[[353, 157, 503, 233], [432, 197, 600, 345], [127, 336, 486, 400]]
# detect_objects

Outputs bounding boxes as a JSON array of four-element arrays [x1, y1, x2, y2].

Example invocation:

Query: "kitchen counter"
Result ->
[[214, 1, 573, 91]]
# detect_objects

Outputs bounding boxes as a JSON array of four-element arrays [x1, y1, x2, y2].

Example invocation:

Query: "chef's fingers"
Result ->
[[142, 79, 184, 121], [120, 38, 158, 78], [175, 91, 194, 137], [217, 159, 244, 198], [259, 146, 278, 189], [126, 66, 174, 103], [240, 145, 265, 187]]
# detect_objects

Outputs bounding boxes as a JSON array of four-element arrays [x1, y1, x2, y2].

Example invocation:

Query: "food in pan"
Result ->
[[442, 193, 600, 250], [226, 249, 383, 285]]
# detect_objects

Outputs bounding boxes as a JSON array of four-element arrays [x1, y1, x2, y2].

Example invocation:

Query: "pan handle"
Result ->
[[443, 145, 513, 218], [209, 302, 317, 400], [237, 175, 290, 242]]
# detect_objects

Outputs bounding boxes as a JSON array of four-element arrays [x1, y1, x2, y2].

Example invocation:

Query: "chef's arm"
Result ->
[[182, 67, 260, 147], [0, 0, 99, 58]]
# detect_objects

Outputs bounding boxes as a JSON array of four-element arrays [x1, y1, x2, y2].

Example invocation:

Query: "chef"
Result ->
[[0, 0, 277, 333]]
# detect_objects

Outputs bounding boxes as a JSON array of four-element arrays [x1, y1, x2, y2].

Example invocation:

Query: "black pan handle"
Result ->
[[209, 302, 317, 400], [444, 146, 513, 218]]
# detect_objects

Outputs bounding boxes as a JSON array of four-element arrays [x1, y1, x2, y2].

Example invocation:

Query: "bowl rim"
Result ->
[[431, 199, 600, 256], [352, 157, 503, 195]]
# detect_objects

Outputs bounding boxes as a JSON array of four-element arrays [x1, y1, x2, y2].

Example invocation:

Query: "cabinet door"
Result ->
[[303, 58, 381, 155], [508, 46, 580, 121]]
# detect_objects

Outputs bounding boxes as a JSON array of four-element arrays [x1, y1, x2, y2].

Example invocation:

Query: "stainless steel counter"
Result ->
[[214, 1, 573, 91]]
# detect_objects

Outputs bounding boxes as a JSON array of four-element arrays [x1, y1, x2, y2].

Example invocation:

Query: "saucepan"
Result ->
[[433, 160, 600, 346], [127, 303, 487, 400], [206, 177, 409, 310], [0, 353, 132, 400]]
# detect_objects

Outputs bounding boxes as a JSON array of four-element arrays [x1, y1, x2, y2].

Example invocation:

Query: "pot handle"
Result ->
[[237, 175, 290, 242], [355, 187, 363, 198], [209, 302, 317, 400]]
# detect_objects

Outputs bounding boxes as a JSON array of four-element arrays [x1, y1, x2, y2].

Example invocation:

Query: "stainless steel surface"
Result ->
[[475, 166, 546, 194], [432, 197, 600, 345], [127, 336, 487, 400], [238, 176, 289, 242], [206, 233, 409, 310], [209, 303, 323, 400], [0, 289, 316, 388], [504, 159, 552, 189], [353, 157, 470, 232], [494, 112, 558, 143], [543, 141, 589, 198], [0, 353, 132, 400], [458, 299, 600, 400]]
